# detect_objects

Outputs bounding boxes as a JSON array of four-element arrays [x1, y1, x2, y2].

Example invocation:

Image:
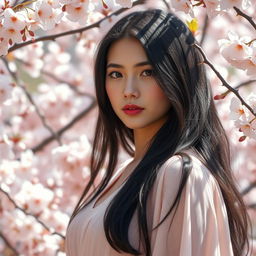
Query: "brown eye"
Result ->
[[141, 69, 154, 77], [108, 71, 122, 79]]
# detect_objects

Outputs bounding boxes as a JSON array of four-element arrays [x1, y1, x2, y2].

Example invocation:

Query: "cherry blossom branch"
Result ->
[[233, 6, 256, 31], [0, 231, 19, 256], [162, 0, 171, 10], [241, 181, 256, 196], [199, 13, 209, 46], [32, 98, 96, 153], [219, 79, 256, 98], [247, 203, 256, 209], [234, 79, 256, 90], [8, 0, 146, 53], [0, 186, 65, 239], [1, 57, 62, 145], [12, 0, 37, 11], [41, 70, 93, 97], [193, 43, 256, 118], [14, 58, 92, 96]]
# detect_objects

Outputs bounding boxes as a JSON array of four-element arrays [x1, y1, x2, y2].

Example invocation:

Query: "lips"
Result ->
[[122, 104, 144, 110], [122, 104, 144, 115]]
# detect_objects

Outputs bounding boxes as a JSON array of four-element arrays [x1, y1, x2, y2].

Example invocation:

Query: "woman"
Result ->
[[65, 9, 250, 256]]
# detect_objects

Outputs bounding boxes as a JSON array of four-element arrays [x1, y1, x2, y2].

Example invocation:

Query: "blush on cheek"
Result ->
[[153, 85, 169, 100], [105, 84, 112, 99]]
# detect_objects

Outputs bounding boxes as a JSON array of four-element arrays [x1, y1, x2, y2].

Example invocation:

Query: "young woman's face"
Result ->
[[105, 37, 171, 132]]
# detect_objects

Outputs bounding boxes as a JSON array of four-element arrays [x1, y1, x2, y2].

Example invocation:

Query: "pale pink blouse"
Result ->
[[65, 150, 234, 256]]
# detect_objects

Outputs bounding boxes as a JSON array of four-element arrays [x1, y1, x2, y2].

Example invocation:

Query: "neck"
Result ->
[[133, 126, 159, 161]]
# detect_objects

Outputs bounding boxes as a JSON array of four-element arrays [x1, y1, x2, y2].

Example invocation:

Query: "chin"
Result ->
[[122, 121, 149, 130]]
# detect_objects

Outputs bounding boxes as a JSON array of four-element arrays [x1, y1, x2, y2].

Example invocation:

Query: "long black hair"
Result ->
[[69, 9, 250, 256]]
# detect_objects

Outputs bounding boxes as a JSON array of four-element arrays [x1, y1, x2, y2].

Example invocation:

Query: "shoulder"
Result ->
[[156, 149, 219, 195], [150, 149, 225, 219]]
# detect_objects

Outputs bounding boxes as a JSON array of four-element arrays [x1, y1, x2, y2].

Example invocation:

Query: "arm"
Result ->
[[148, 155, 234, 256]]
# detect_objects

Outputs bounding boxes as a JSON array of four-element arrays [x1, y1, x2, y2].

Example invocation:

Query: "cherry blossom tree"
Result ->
[[0, 0, 256, 255]]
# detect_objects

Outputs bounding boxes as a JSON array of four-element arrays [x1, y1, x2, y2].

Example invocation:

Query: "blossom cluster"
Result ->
[[0, 0, 256, 255], [0, 0, 128, 56], [0, 140, 96, 255], [170, 0, 252, 15], [219, 31, 256, 78], [230, 95, 256, 141], [0, 0, 254, 56]]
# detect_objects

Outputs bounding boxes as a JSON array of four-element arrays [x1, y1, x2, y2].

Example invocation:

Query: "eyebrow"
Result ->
[[106, 61, 151, 69]]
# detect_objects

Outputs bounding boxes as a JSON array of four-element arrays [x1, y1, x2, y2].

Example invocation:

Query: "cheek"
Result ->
[[105, 84, 119, 108], [105, 83, 113, 101], [151, 85, 170, 105]]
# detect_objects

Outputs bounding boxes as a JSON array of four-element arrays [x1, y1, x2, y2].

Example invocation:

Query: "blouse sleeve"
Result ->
[[148, 155, 234, 256]]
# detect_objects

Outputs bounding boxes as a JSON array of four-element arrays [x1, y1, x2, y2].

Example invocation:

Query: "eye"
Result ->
[[108, 71, 122, 79], [141, 69, 154, 77]]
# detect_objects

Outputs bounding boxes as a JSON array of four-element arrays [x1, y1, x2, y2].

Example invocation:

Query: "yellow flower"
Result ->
[[186, 18, 199, 34]]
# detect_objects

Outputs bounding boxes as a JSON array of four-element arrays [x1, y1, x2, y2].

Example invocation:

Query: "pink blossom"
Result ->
[[0, 0, 5, 12], [219, 0, 251, 11], [236, 120, 256, 140], [203, 0, 220, 17], [35, 0, 64, 30], [0, 1, 255, 254], [43, 41, 71, 75], [52, 135, 91, 175], [2, 26, 23, 44], [22, 8, 42, 32], [2, 8, 26, 44], [0, 38, 9, 56], [59, 0, 78, 4], [37, 234, 62, 255], [13, 150, 39, 180], [0, 74, 13, 103], [1, 209, 43, 241], [40, 209, 69, 235], [170, 0, 192, 14], [47, 0, 62, 9], [0, 160, 15, 186], [14, 181, 54, 214], [92, 0, 119, 15], [230, 95, 256, 140], [0, 23, 9, 56], [115, 0, 133, 8], [13, 42, 44, 77], [219, 32, 252, 61], [36, 83, 79, 129], [2, 8, 26, 31], [219, 32, 256, 77], [65, 1, 89, 24], [247, 93, 256, 113], [230, 97, 247, 121]]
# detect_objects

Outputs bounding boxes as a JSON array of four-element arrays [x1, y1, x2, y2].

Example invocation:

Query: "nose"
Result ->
[[123, 77, 139, 99]]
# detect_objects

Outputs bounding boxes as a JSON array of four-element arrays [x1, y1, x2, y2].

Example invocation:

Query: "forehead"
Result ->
[[106, 37, 149, 63]]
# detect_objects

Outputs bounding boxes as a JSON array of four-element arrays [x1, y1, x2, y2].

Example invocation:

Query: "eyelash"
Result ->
[[107, 69, 154, 79]]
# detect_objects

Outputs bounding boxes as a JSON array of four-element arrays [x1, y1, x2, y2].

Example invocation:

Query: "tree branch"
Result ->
[[193, 43, 256, 118], [241, 181, 256, 196], [1, 57, 62, 145], [32, 98, 96, 153], [162, 0, 171, 11], [8, 0, 146, 53], [0, 231, 19, 256], [199, 13, 209, 46], [234, 79, 256, 90], [233, 6, 256, 31], [0, 187, 65, 239], [15, 57, 93, 97], [247, 203, 256, 209], [220, 79, 256, 97], [41, 69, 94, 97]]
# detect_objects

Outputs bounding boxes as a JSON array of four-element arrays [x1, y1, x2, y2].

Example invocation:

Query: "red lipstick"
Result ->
[[122, 104, 144, 115]]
